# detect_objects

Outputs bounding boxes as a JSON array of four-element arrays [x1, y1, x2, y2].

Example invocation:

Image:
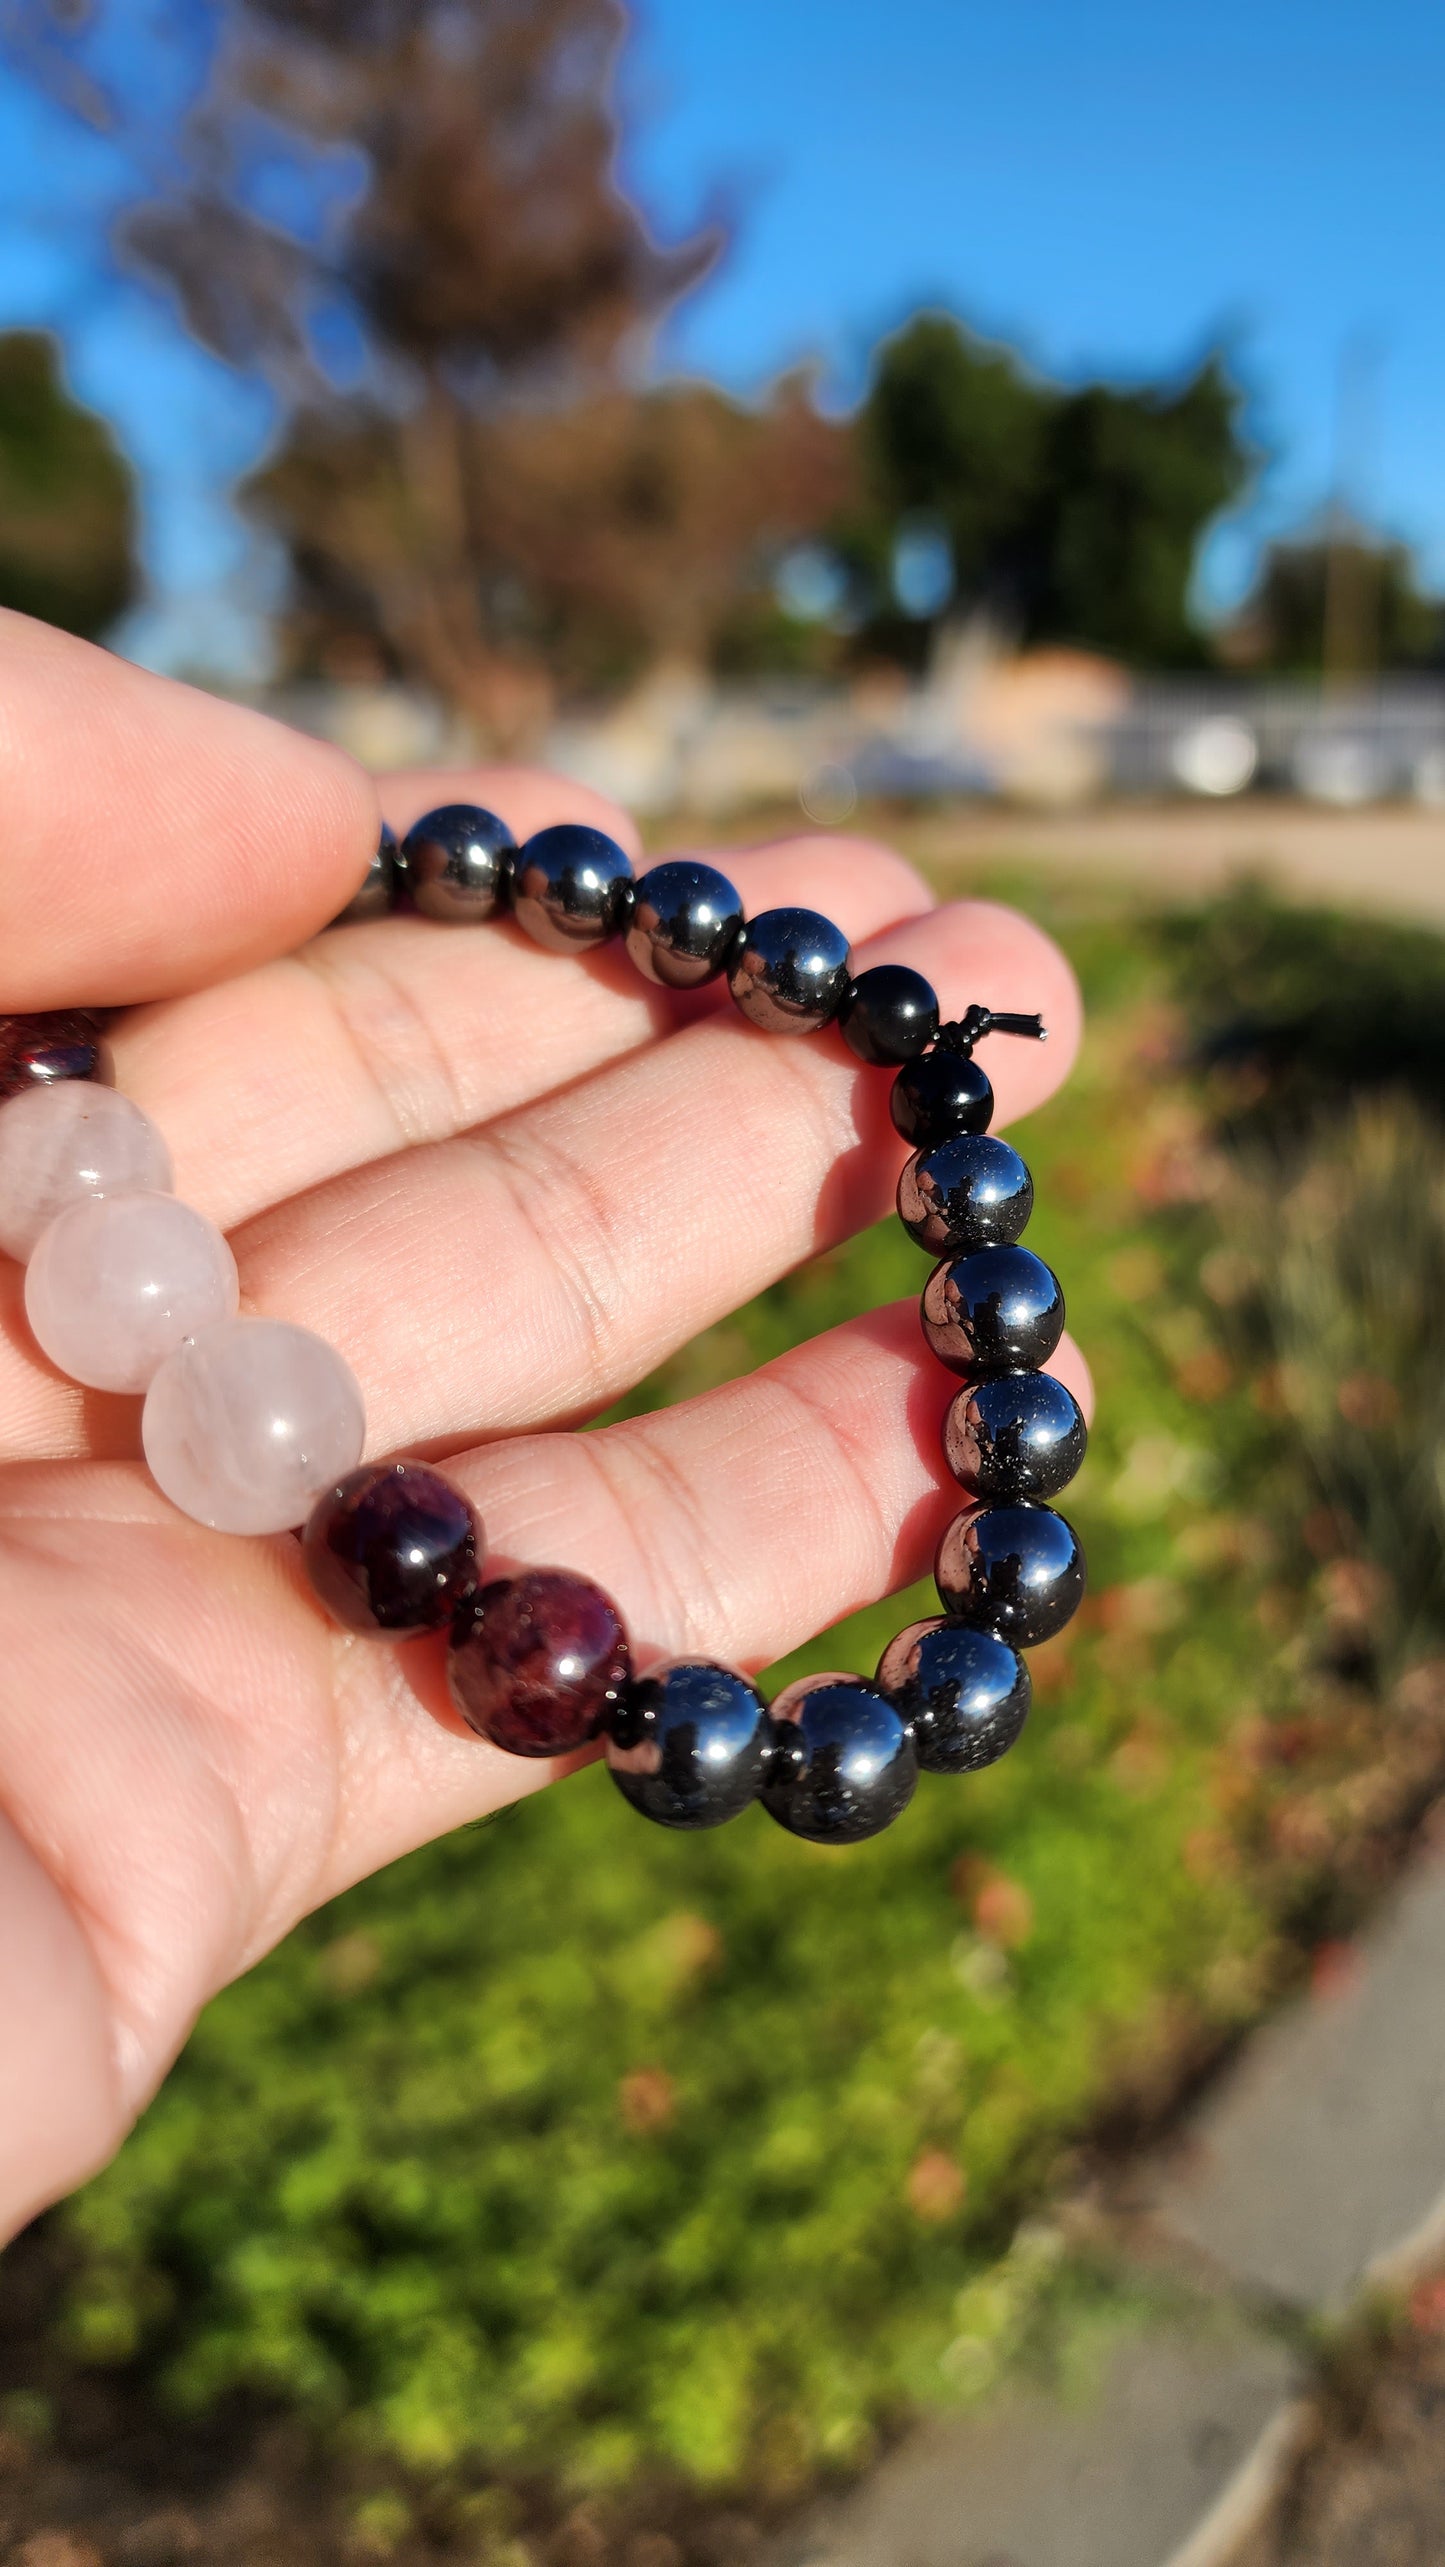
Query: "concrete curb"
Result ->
[[770, 1837, 1445, 2567], [1159, 2400, 1313, 2567]]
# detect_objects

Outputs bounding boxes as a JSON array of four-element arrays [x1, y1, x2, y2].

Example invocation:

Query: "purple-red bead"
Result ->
[[447, 1567, 631, 1757], [303, 1460, 480, 1635], [0, 1011, 111, 1103]]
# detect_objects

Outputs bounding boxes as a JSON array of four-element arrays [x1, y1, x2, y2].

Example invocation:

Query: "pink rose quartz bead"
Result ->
[[24, 1191, 239, 1394], [142, 1317, 366, 1535], [0, 1082, 173, 1262]]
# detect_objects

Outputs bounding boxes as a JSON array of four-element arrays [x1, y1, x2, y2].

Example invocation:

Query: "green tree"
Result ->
[[1229, 525, 1442, 673], [1037, 360, 1247, 664], [860, 313, 1049, 600], [0, 331, 137, 638], [853, 314, 1248, 667]]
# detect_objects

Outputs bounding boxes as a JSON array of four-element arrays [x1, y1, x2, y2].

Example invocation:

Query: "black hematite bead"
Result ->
[[838, 964, 939, 1065], [761, 1673, 917, 1843], [891, 1050, 994, 1146], [921, 1244, 1065, 1378], [943, 1370, 1087, 1503], [303, 1459, 480, 1635], [512, 823, 635, 951], [402, 803, 517, 923], [728, 906, 852, 1035], [935, 1500, 1086, 1647], [876, 1619, 1031, 1774], [0, 1012, 112, 1103], [625, 860, 745, 989], [333, 822, 399, 925], [898, 1132, 1034, 1256], [605, 1658, 771, 1829], [448, 1567, 631, 1756]]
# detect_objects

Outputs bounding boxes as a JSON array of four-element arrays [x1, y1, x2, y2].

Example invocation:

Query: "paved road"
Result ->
[[910, 799, 1445, 929]]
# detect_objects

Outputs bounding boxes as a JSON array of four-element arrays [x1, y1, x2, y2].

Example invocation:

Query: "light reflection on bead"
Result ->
[[728, 908, 851, 1034], [303, 1459, 479, 1633], [0, 1083, 172, 1263], [512, 825, 635, 950], [0, 1012, 111, 1103], [402, 804, 516, 923], [25, 1191, 238, 1393], [761, 1673, 916, 1842], [876, 1618, 1030, 1773], [942, 1369, 1086, 1502], [143, 1316, 366, 1534], [605, 1658, 770, 1827], [448, 1567, 631, 1755], [934, 1499, 1086, 1646], [898, 1132, 1033, 1257], [921, 1245, 1065, 1377]]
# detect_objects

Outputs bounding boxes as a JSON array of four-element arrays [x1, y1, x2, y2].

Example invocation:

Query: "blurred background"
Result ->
[[3, 3, 1445, 2562]]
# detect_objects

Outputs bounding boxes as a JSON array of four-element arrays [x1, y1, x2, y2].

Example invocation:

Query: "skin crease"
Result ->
[[0, 616, 1090, 2238]]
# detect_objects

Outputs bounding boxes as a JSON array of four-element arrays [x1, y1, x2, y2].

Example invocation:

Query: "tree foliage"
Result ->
[[1228, 528, 1443, 673], [0, 331, 137, 638], [9, 8, 1255, 703], [851, 315, 1248, 666], [250, 371, 853, 708]]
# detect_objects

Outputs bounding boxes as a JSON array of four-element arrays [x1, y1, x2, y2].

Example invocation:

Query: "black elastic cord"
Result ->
[[934, 1006, 1048, 1058]]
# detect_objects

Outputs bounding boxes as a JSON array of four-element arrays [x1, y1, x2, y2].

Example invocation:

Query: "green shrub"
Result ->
[[1211, 1097, 1445, 1664]]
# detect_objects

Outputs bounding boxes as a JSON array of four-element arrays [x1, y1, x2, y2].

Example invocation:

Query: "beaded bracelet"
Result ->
[[0, 806, 1085, 1847]]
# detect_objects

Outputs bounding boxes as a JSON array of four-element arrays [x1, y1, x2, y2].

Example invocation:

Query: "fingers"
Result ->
[[0, 893, 1076, 1466], [314, 1303, 1092, 1896], [227, 891, 1080, 1455], [0, 615, 381, 1010], [112, 822, 935, 1233], [0, 1298, 1088, 2200]]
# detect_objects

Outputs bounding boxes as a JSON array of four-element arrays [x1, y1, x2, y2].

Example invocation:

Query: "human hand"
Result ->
[[0, 613, 1085, 2235]]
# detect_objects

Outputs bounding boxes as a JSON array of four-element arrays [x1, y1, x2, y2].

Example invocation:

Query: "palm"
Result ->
[[0, 617, 1083, 2235]]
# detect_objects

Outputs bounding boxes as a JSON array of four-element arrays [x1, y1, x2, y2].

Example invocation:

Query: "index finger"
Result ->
[[0, 613, 379, 1009]]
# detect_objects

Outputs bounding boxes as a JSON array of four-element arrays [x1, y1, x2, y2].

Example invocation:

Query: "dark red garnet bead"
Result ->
[[448, 1567, 631, 1757], [303, 1459, 480, 1635], [0, 1010, 112, 1104]]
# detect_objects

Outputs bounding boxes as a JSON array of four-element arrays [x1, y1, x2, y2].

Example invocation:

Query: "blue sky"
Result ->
[[3, 0, 1443, 669]]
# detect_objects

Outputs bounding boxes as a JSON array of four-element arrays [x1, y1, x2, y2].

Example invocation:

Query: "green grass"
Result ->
[[45, 875, 1445, 2502]]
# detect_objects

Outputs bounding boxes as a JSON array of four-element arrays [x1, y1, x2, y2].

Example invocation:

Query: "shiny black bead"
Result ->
[[605, 1658, 771, 1829], [303, 1459, 480, 1635], [728, 906, 852, 1035], [626, 861, 745, 989], [891, 1050, 994, 1146], [943, 1369, 1087, 1502], [838, 964, 939, 1065], [333, 822, 399, 925], [512, 823, 635, 951], [921, 1245, 1065, 1378], [402, 803, 517, 924], [761, 1673, 917, 1843], [935, 1500, 1086, 1646], [876, 1618, 1031, 1774], [898, 1132, 1034, 1256]]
